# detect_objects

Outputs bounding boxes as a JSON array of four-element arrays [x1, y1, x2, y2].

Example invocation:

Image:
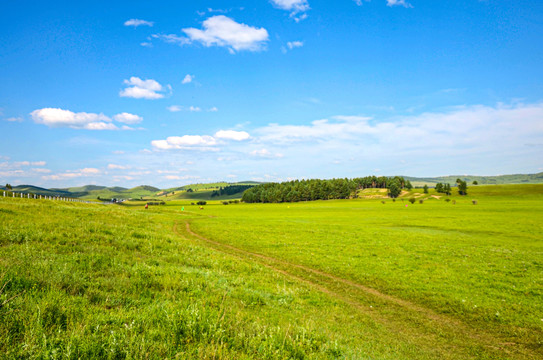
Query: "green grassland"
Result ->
[[1, 184, 542, 359]]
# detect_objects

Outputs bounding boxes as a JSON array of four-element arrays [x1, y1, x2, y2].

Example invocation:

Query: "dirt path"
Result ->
[[173, 220, 537, 359]]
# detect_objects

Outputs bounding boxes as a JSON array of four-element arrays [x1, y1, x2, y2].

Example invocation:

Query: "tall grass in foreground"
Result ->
[[1, 185, 542, 359]]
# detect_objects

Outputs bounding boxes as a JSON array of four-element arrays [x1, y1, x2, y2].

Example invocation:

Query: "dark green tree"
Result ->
[[388, 180, 401, 198], [458, 180, 468, 195], [423, 185, 428, 194]]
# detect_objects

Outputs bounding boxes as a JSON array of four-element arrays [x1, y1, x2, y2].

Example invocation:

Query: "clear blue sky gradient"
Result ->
[[1, 0, 542, 187]]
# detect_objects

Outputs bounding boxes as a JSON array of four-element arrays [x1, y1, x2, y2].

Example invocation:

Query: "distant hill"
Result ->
[[3, 174, 542, 199], [405, 172, 543, 187]]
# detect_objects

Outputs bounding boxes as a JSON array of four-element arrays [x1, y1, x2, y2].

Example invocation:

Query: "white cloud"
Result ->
[[30, 108, 140, 130], [287, 41, 303, 50], [151, 34, 190, 46], [6, 117, 23, 122], [208, 106, 219, 112], [119, 77, 167, 99], [151, 135, 218, 150], [270, 0, 310, 13], [140, 42, 153, 48], [108, 164, 130, 170], [13, 161, 46, 167], [386, 0, 413, 8], [182, 16, 269, 53], [167, 105, 182, 112], [215, 130, 250, 141], [113, 112, 143, 124], [270, 0, 309, 21], [253, 103, 543, 173], [182, 74, 194, 84], [189, 106, 201, 112], [31, 108, 117, 130], [42, 168, 101, 181], [124, 19, 154, 27], [250, 149, 284, 158]]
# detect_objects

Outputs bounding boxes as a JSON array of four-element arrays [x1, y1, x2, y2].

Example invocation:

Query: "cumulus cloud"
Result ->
[[6, 117, 23, 122], [215, 130, 250, 141], [31, 108, 116, 130], [124, 19, 154, 27], [182, 16, 269, 53], [30, 108, 140, 130], [386, 0, 412, 8], [151, 129, 250, 151], [189, 106, 201, 112], [119, 77, 167, 99], [208, 107, 219, 112], [113, 112, 143, 124], [182, 74, 194, 84]]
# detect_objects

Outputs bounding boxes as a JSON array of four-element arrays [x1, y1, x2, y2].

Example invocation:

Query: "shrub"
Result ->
[[222, 201, 229, 205], [381, 200, 385, 204], [472, 200, 478, 205], [408, 198, 416, 204], [419, 199, 424, 204], [196, 201, 207, 206], [445, 198, 451, 202]]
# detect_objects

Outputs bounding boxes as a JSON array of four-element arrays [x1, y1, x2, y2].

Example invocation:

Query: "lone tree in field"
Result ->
[[5, 183, 12, 190], [423, 185, 428, 194], [457, 179, 468, 195], [472, 180, 478, 185], [388, 180, 401, 198]]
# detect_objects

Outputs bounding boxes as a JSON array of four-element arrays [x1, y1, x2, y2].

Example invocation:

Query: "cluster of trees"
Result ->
[[241, 176, 412, 203], [435, 183, 452, 195], [211, 185, 254, 197]]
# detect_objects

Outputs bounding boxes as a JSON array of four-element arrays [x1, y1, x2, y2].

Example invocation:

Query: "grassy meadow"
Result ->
[[1, 184, 542, 359]]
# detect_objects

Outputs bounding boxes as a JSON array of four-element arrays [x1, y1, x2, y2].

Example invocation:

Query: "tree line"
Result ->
[[211, 185, 255, 197], [241, 176, 413, 203]]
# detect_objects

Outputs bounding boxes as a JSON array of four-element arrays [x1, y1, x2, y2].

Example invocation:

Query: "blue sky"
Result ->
[[1, 0, 542, 188]]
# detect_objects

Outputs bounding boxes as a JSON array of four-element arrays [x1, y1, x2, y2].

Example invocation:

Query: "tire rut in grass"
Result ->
[[173, 220, 538, 360]]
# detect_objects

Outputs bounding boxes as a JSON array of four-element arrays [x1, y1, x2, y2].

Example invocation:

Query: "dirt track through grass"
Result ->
[[174, 219, 538, 359]]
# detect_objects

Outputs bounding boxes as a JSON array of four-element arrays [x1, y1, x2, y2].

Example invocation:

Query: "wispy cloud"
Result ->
[[270, 0, 310, 21], [119, 77, 168, 99], [287, 41, 304, 50], [182, 74, 194, 84], [386, 0, 413, 8], [167, 105, 182, 112], [42, 168, 101, 181], [124, 19, 154, 27]]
